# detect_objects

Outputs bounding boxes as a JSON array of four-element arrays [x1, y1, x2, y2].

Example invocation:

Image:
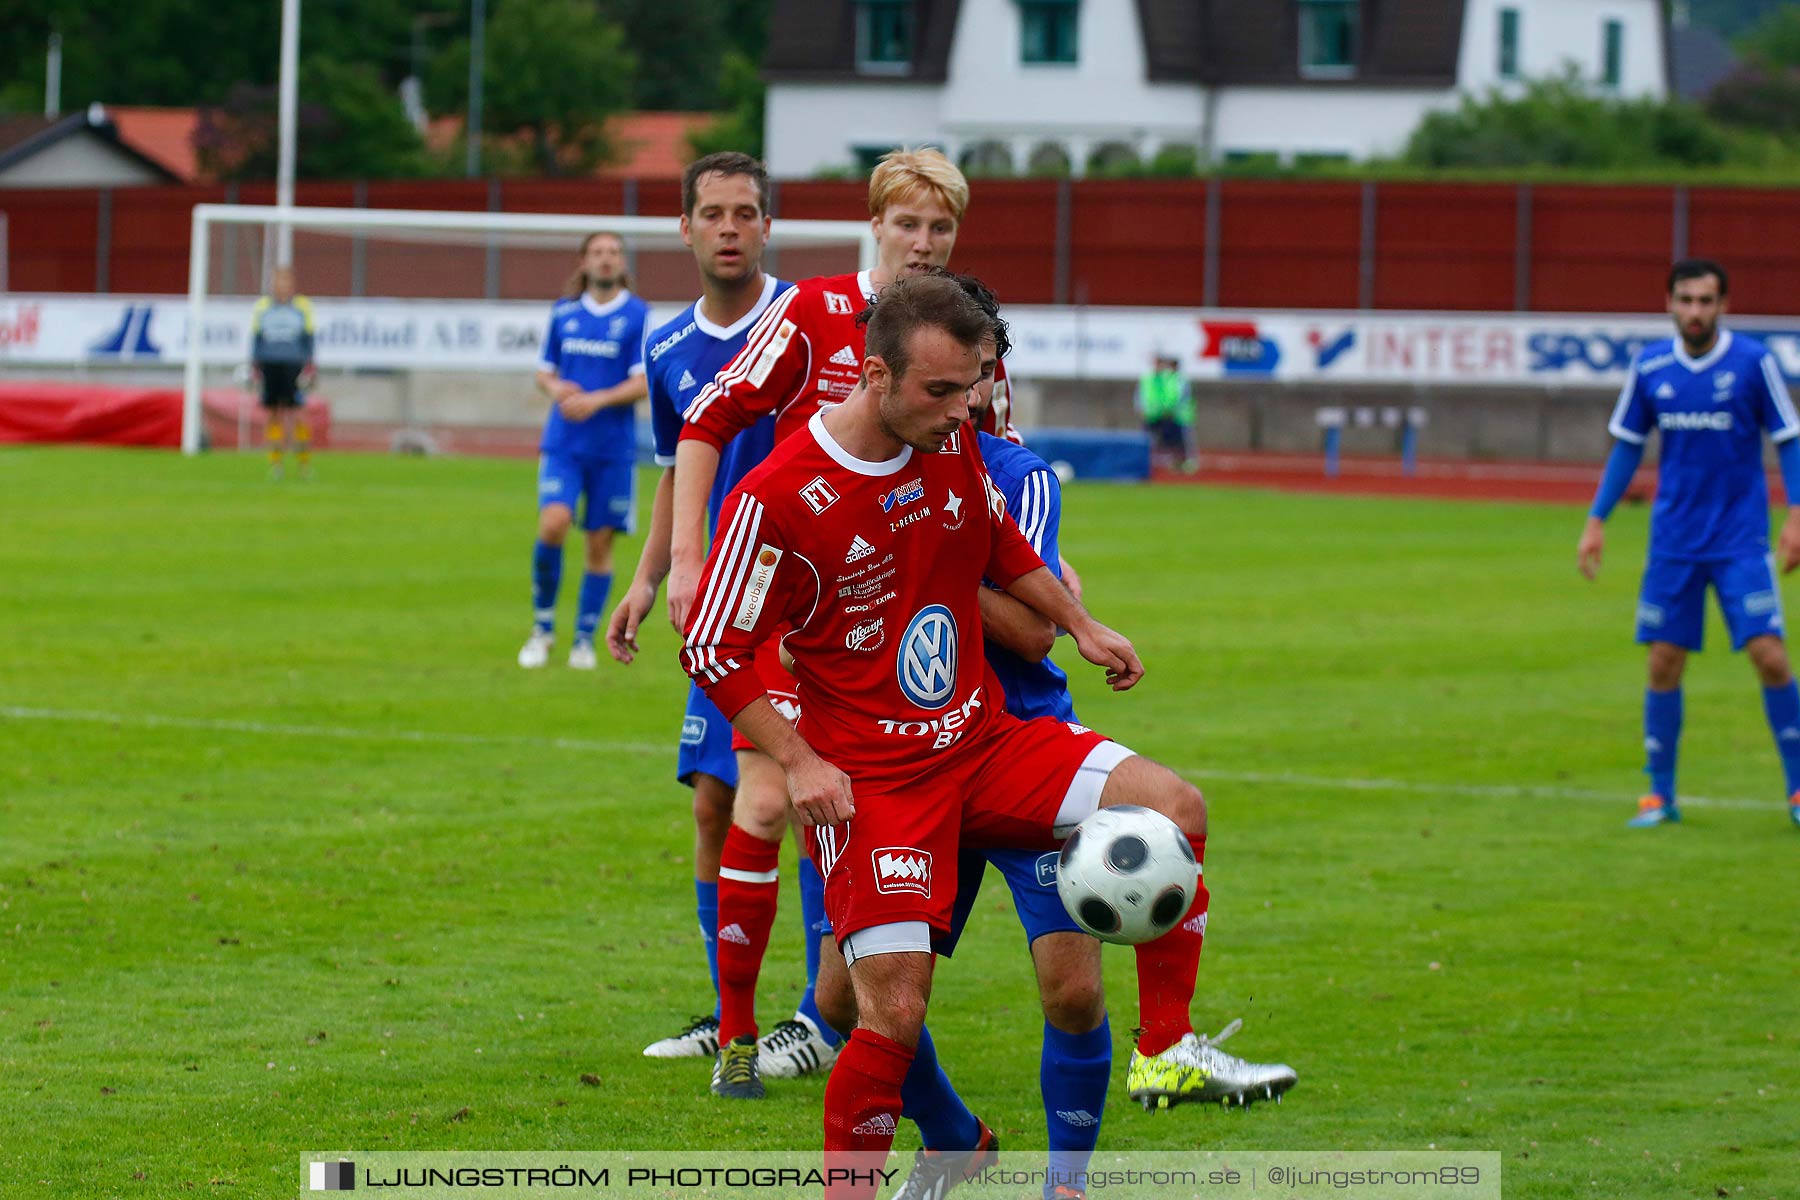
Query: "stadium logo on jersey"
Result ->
[[678, 369, 698, 391], [731, 544, 783, 631], [800, 476, 840, 515], [1658, 411, 1732, 431], [1655, 382, 1676, 400], [649, 323, 695, 360], [845, 535, 877, 563], [897, 604, 958, 709], [1034, 852, 1059, 888], [878, 478, 925, 513], [846, 618, 885, 652], [941, 489, 965, 531], [872, 847, 932, 896], [823, 292, 854, 315], [829, 345, 859, 367], [680, 716, 707, 745]]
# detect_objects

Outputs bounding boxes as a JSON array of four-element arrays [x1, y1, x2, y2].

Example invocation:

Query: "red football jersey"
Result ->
[[682, 411, 1046, 789], [680, 269, 1019, 453]]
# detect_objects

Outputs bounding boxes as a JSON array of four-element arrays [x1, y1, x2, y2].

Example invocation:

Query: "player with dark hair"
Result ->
[[1579, 258, 1800, 828], [605, 153, 826, 1068], [683, 272, 1282, 1198], [250, 265, 316, 480], [519, 232, 650, 671]]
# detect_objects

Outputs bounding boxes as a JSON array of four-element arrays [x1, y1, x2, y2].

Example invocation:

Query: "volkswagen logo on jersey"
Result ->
[[897, 604, 957, 709]]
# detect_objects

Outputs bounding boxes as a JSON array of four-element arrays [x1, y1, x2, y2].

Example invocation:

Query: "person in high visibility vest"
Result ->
[[1135, 353, 1196, 474]]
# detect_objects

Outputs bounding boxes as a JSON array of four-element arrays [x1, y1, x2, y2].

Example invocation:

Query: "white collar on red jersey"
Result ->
[[809, 409, 914, 477], [857, 269, 876, 301]]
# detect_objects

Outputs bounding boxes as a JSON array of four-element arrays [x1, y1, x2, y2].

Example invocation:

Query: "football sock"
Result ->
[[716, 825, 781, 1044], [695, 878, 720, 1017], [1644, 687, 1682, 803], [1042, 1017, 1110, 1200], [265, 422, 282, 469], [824, 1028, 914, 1200], [1760, 681, 1800, 795], [1134, 834, 1207, 1057], [795, 856, 841, 1046], [574, 571, 610, 644], [294, 420, 312, 469], [900, 1024, 981, 1151], [531, 542, 561, 635]]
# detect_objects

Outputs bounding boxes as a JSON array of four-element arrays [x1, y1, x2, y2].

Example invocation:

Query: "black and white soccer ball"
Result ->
[[1055, 805, 1196, 945]]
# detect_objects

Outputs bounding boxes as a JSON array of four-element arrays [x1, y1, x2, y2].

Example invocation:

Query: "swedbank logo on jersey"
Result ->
[[896, 605, 957, 709]]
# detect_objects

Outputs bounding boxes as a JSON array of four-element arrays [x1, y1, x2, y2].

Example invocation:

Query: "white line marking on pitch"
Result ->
[[2, 705, 1771, 812]]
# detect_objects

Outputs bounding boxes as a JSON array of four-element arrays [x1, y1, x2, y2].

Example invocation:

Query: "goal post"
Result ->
[[181, 203, 878, 455]]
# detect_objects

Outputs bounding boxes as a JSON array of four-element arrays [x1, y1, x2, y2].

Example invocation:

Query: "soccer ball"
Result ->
[[1055, 805, 1196, 944]]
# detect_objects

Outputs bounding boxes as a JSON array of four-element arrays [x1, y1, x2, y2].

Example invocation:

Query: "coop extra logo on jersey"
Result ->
[[872, 846, 932, 897], [878, 478, 925, 513], [897, 604, 957, 709], [731, 544, 783, 631]]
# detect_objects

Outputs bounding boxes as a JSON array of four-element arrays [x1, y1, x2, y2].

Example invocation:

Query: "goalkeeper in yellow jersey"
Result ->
[[250, 266, 317, 479]]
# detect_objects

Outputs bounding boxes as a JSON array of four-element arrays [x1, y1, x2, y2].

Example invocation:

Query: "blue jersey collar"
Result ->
[[580, 288, 634, 318], [694, 275, 779, 340], [1674, 328, 1733, 373]]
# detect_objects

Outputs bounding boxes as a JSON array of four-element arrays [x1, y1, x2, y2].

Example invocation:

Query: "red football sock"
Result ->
[[1134, 833, 1208, 1057], [716, 824, 782, 1044], [824, 1028, 915, 1200]]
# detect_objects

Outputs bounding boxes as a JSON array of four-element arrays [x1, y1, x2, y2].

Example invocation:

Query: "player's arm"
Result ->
[[1750, 349, 1800, 572], [979, 587, 1055, 662], [563, 369, 648, 419], [1580, 360, 1655, 579], [729, 699, 854, 827], [607, 467, 674, 664], [296, 296, 317, 384]]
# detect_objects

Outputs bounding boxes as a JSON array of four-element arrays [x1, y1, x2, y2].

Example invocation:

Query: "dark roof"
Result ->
[[1668, 22, 1737, 100], [767, 0, 1465, 87], [764, 0, 963, 82], [0, 108, 181, 180]]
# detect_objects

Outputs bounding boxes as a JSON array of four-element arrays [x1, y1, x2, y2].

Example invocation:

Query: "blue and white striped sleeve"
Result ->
[[1756, 351, 1800, 443], [1012, 466, 1063, 580], [1607, 359, 1652, 445]]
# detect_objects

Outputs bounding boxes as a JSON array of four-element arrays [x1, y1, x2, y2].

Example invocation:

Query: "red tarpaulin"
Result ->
[[0, 382, 330, 449]]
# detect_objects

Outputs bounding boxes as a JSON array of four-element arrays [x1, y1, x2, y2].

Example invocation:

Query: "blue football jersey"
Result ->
[[1610, 330, 1800, 561], [978, 430, 1075, 723], [538, 290, 650, 461], [647, 276, 790, 535]]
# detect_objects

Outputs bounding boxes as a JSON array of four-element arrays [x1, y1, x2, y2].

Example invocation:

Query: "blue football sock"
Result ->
[[574, 572, 611, 643], [696, 879, 720, 1018], [1644, 687, 1683, 803], [794, 857, 840, 1046], [1762, 681, 1800, 796], [901, 1025, 981, 1151], [1041, 1018, 1110, 1199], [531, 542, 561, 634]]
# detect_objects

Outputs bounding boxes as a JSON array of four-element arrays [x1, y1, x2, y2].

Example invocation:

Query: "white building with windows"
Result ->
[[762, 0, 1670, 177]]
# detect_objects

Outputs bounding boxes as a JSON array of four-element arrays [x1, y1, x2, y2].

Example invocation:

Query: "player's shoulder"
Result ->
[[549, 296, 582, 318], [1635, 337, 1678, 374], [251, 296, 273, 314], [976, 430, 1050, 487], [646, 304, 701, 366], [729, 429, 822, 508], [292, 295, 314, 312], [795, 272, 863, 314], [1724, 329, 1772, 363]]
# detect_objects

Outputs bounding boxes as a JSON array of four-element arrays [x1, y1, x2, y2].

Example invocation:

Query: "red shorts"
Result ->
[[804, 712, 1115, 940], [729, 639, 800, 753]]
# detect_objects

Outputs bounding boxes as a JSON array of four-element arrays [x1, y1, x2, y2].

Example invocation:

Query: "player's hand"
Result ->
[[1059, 555, 1084, 603], [1780, 509, 1800, 574], [1577, 517, 1605, 581], [605, 581, 658, 664], [787, 755, 855, 826], [667, 559, 701, 633], [557, 392, 598, 421], [1072, 620, 1144, 691]]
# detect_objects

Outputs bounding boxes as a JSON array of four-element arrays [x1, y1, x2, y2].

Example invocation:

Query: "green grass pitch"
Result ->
[[1, 447, 1794, 1199]]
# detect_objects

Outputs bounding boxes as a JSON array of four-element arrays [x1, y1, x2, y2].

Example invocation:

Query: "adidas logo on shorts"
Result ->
[[829, 345, 859, 367], [851, 1113, 897, 1136], [845, 536, 876, 563], [718, 923, 751, 945]]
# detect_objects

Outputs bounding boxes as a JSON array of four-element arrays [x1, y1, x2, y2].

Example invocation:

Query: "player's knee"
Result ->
[[538, 509, 571, 544], [692, 786, 733, 846], [1040, 970, 1105, 1033], [1747, 638, 1792, 686], [816, 963, 856, 1037], [862, 984, 929, 1045], [1155, 771, 1207, 836]]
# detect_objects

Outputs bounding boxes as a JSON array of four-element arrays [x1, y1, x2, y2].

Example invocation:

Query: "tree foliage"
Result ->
[[686, 51, 764, 160], [194, 60, 432, 182]]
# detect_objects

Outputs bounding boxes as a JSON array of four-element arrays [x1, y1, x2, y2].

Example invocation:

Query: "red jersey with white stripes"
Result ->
[[680, 269, 1018, 453], [682, 411, 1046, 790]]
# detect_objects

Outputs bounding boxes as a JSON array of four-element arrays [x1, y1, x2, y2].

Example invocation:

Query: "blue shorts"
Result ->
[[938, 847, 1079, 957], [1636, 552, 1786, 652], [677, 682, 737, 789], [537, 455, 635, 533]]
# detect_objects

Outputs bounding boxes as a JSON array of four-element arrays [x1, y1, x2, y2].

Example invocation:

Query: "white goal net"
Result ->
[[182, 204, 875, 455]]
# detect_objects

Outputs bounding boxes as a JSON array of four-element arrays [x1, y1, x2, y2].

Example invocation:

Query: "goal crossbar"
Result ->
[[182, 203, 877, 454]]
